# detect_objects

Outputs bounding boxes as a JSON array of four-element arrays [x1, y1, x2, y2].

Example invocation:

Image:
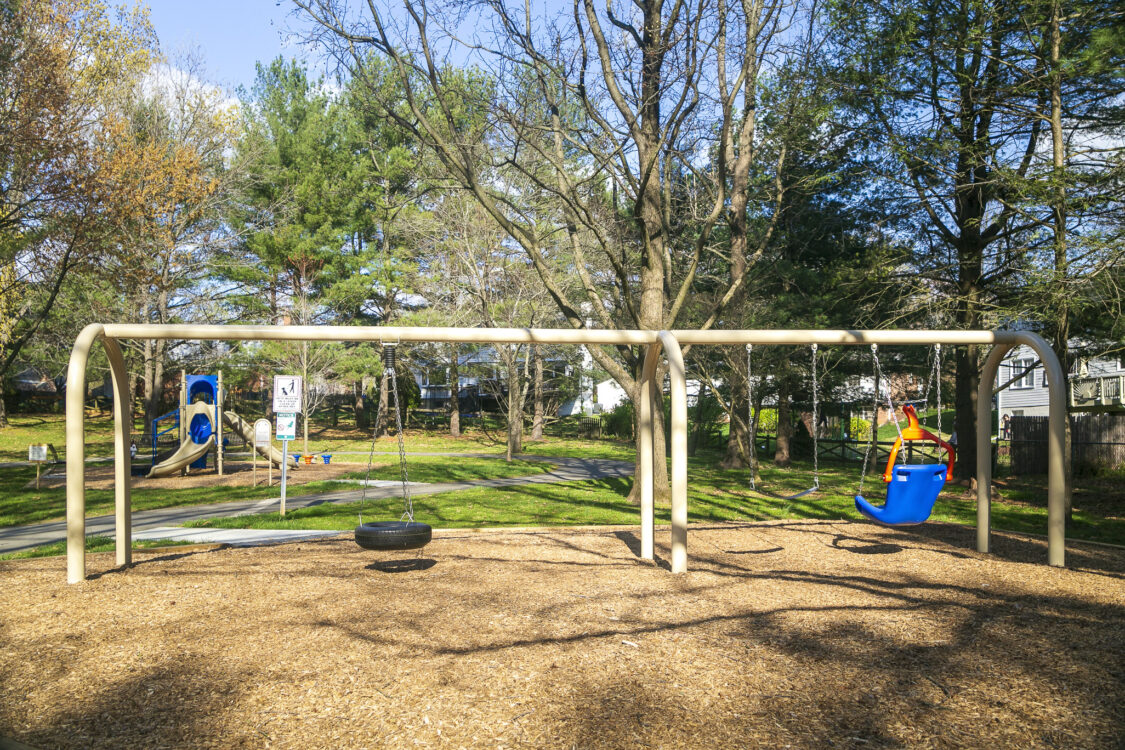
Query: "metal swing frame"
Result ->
[[64, 324, 1069, 582]]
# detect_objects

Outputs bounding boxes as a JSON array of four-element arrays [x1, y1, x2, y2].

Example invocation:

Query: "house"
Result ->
[[997, 343, 1124, 423]]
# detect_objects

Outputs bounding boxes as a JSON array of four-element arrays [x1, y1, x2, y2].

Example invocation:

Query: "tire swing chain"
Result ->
[[357, 343, 414, 526]]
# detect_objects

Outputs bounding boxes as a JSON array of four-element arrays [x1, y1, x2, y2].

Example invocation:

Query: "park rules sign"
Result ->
[[273, 375, 303, 413]]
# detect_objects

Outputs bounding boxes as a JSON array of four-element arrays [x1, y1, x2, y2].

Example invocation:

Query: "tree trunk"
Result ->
[[774, 377, 792, 467], [354, 380, 368, 430], [1048, 0, 1073, 516], [628, 360, 671, 505], [953, 344, 980, 483], [0, 389, 8, 428], [531, 345, 544, 441], [504, 348, 524, 460], [448, 345, 461, 438]]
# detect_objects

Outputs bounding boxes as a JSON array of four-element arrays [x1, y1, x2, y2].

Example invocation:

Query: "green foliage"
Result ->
[[602, 400, 635, 440], [848, 417, 871, 442]]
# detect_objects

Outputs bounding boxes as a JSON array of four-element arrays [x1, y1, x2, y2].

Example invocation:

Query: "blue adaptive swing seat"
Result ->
[[854, 405, 955, 527]]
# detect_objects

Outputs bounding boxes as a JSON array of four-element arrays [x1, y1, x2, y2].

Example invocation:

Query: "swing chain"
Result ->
[[746, 344, 756, 491], [811, 344, 819, 490], [858, 344, 879, 494], [358, 343, 414, 526], [934, 344, 942, 439]]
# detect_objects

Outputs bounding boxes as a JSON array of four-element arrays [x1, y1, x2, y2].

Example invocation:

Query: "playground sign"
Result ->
[[28, 444, 50, 490], [275, 413, 297, 441], [273, 375, 302, 413]]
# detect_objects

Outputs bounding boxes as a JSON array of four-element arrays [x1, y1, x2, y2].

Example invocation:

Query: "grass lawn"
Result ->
[[0, 412, 636, 462], [343, 456, 551, 483], [0, 412, 131, 462], [0, 536, 200, 561], [190, 455, 1125, 547], [4, 412, 1121, 549], [0, 455, 553, 528], [308, 430, 636, 462]]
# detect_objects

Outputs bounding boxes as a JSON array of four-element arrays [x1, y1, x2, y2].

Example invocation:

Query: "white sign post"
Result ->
[[253, 418, 271, 487], [272, 376, 303, 515], [28, 444, 48, 490], [275, 411, 297, 515]]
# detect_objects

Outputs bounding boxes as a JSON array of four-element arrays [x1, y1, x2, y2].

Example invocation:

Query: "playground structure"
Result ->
[[64, 324, 1069, 583], [146, 371, 290, 479]]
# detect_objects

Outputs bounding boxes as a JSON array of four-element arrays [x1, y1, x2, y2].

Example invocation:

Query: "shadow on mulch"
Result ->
[[366, 558, 436, 573]]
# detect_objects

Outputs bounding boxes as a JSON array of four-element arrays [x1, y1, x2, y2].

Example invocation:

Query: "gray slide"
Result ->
[[147, 436, 214, 478], [222, 410, 292, 468]]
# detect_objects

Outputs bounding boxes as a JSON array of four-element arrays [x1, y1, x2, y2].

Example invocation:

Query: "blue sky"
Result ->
[[144, 1, 311, 91]]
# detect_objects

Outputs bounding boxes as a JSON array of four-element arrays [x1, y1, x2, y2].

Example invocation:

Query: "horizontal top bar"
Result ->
[[101, 325, 660, 344], [671, 329, 1023, 346], [99, 324, 1024, 347]]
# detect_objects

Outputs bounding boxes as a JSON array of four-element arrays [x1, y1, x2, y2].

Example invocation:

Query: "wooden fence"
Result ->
[[1010, 414, 1125, 474], [754, 435, 947, 466]]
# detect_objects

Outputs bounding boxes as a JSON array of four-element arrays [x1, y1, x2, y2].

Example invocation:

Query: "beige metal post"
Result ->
[[638, 349, 655, 561], [64, 324, 1071, 582], [977, 331, 1068, 566], [66, 324, 103, 583], [661, 332, 689, 574], [103, 338, 132, 568], [179, 369, 187, 477]]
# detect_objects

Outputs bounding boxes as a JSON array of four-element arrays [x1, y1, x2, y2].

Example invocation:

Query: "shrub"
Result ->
[[602, 400, 635, 439], [848, 417, 872, 442]]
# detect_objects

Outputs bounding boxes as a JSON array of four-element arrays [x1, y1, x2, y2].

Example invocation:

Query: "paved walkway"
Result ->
[[0, 454, 633, 554]]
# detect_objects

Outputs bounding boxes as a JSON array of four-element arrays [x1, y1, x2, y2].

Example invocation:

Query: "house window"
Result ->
[[1011, 358, 1035, 389]]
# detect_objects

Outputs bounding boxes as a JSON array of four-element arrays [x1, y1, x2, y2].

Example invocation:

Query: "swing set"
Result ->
[[746, 342, 955, 526], [61, 323, 1070, 582]]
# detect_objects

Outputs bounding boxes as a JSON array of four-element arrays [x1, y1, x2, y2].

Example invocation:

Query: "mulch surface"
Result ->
[[1, 521, 1122, 749]]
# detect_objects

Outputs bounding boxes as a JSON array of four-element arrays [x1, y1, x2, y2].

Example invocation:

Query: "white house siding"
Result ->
[[996, 344, 1125, 423]]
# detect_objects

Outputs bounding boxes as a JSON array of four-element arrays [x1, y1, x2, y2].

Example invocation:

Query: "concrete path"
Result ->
[[130, 527, 343, 546], [0, 454, 633, 554]]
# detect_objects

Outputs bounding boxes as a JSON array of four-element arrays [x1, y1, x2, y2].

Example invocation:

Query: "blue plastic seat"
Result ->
[[854, 463, 947, 526]]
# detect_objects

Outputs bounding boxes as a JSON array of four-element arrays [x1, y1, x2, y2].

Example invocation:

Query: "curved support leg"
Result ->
[[103, 337, 132, 568], [67, 324, 105, 584], [659, 332, 689, 574], [977, 346, 1008, 555], [638, 347, 657, 561], [977, 332, 1069, 566]]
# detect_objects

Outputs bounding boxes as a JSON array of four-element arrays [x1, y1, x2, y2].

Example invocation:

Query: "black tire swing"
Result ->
[[354, 343, 432, 551]]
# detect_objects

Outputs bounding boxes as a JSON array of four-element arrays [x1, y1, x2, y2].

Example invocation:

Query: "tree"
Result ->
[[97, 58, 240, 427], [0, 0, 155, 426], [830, 0, 1056, 480], [294, 0, 822, 500], [228, 58, 367, 452]]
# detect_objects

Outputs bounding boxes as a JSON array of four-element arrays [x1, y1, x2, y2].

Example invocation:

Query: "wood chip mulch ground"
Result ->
[[1, 520, 1122, 749]]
